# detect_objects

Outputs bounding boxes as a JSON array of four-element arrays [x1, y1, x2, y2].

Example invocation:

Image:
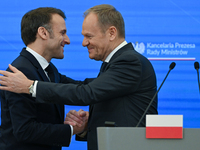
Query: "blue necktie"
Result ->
[[99, 62, 108, 76], [45, 65, 55, 82]]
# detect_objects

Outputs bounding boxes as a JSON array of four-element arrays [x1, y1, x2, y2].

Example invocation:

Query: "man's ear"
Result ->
[[37, 27, 48, 40], [108, 26, 117, 41]]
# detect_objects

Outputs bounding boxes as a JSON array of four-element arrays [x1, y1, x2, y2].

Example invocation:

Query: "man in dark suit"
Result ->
[[0, 7, 86, 150], [0, 4, 158, 150]]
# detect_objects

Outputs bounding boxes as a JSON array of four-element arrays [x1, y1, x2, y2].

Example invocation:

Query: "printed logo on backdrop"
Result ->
[[132, 42, 196, 60], [132, 42, 145, 54]]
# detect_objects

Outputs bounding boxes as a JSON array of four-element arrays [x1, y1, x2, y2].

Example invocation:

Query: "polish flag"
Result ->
[[146, 115, 183, 139]]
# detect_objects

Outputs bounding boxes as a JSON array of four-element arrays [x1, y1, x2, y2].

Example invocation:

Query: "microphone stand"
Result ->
[[194, 61, 200, 93], [136, 63, 175, 127], [196, 68, 200, 93]]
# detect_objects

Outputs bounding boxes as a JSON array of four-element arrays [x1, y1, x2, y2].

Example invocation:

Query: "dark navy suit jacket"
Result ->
[[0, 48, 74, 150]]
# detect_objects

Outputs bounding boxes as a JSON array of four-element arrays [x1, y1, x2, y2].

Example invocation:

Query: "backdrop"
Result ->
[[0, 0, 200, 149]]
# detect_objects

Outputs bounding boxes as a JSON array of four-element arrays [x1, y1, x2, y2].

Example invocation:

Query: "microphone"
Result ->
[[194, 61, 200, 93], [136, 62, 176, 127]]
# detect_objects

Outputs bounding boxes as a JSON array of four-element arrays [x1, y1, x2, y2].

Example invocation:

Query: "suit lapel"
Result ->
[[89, 43, 134, 121], [20, 48, 49, 82], [20, 48, 63, 121], [109, 43, 134, 63], [97, 43, 134, 77]]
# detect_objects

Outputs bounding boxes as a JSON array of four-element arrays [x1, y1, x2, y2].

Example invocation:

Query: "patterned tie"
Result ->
[[45, 64, 55, 82]]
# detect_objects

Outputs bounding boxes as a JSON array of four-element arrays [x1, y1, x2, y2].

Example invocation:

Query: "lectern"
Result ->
[[97, 127, 200, 150]]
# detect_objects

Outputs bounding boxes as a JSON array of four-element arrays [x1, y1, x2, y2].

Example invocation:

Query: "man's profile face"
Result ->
[[81, 13, 111, 61], [47, 14, 70, 60]]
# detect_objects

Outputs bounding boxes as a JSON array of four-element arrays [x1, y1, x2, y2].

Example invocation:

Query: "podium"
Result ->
[[97, 127, 200, 150]]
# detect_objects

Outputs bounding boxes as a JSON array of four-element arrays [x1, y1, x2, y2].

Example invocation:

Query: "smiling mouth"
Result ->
[[87, 46, 93, 50], [61, 43, 65, 47], [88, 48, 93, 53]]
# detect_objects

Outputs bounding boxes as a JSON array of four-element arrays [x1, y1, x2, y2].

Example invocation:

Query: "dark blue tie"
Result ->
[[45, 64, 55, 82], [99, 62, 108, 76]]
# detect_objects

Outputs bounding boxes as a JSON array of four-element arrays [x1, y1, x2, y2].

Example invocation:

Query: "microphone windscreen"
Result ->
[[194, 61, 199, 70], [169, 62, 176, 70]]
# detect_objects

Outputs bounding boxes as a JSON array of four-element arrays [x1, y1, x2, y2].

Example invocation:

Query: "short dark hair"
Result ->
[[84, 4, 125, 38], [21, 7, 66, 46]]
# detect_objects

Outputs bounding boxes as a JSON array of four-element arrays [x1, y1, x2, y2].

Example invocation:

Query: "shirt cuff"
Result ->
[[32, 80, 38, 97], [69, 125, 73, 144]]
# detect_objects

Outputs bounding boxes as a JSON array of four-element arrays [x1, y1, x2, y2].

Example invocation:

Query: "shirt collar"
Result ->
[[26, 47, 49, 70], [104, 41, 127, 63]]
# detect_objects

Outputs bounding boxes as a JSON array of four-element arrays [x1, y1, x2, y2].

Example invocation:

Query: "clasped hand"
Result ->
[[64, 109, 89, 135]]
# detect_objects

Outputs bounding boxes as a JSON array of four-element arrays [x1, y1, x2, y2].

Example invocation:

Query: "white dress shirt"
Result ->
[[104, 40, 127, 62]]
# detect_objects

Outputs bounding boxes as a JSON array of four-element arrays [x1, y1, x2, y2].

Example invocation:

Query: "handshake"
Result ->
[[64, 109, 89, 135]]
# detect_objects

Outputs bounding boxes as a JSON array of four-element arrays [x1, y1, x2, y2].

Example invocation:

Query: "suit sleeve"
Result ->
[[59, 73, 95, 85], [35, 53, 143, 105]]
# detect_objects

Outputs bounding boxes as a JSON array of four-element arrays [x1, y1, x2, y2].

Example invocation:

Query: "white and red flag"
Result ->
[[146, 115, 183, 139]]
